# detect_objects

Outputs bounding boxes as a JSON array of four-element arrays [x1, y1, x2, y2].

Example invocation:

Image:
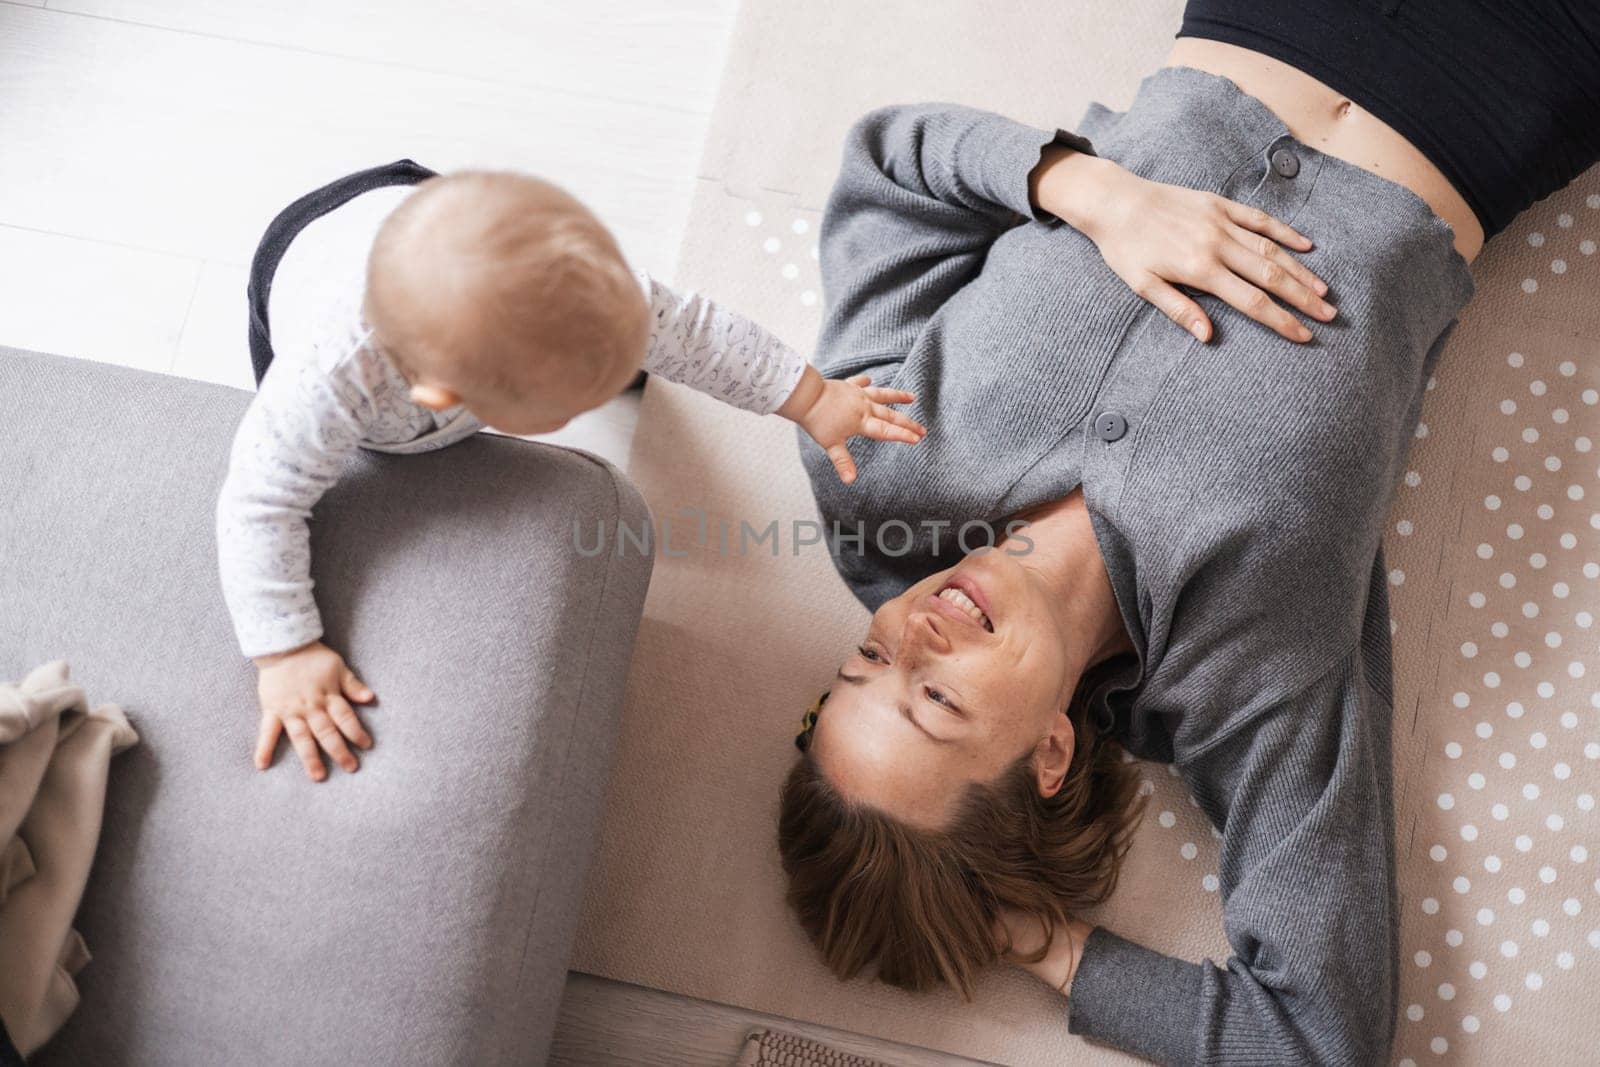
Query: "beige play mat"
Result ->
[[571, 2, 1600, 1063]]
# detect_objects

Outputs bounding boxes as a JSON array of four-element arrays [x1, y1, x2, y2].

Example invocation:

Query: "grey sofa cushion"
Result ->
[[0, 349, 654, 1065]]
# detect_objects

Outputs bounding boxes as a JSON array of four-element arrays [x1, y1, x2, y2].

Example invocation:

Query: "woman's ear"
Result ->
[[409, 383, 461, 410], [1034, 710, 1077, 798]]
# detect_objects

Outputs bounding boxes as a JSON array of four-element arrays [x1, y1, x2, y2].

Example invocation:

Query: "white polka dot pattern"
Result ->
[[1390, 176, 1600, 1063], [745, 202, 824, 312]]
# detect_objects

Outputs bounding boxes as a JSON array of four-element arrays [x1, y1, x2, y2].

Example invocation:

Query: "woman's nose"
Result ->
[[902, 610, 952, 654]]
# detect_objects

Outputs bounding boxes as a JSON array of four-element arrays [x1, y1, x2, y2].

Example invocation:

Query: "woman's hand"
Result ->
[[778, 365, 926, 484], [994, 908, 1094, 996], [1031, 146, 1337, 343]]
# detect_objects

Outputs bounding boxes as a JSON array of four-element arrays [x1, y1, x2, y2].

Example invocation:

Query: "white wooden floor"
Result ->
[[0, 0, 735, 464]]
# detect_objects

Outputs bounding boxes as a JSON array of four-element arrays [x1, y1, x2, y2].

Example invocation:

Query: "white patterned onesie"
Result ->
[[217, 184, 805, 658]]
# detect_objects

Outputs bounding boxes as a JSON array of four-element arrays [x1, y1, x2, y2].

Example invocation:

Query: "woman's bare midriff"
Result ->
[[1166, 38, 1484, 263]]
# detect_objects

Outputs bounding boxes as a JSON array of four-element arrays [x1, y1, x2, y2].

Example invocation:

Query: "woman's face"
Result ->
[[809, 546, 1087, 830]]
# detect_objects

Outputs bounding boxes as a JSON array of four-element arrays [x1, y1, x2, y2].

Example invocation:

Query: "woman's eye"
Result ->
[[858, 645, 884, 663], [926, 687, 950, 707]]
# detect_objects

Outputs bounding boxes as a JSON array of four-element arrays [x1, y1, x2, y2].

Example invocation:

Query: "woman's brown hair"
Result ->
[[776, 664, 1146, 999]]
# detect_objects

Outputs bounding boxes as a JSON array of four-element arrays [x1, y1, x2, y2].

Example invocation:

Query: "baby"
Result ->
[[217, 164, 924, 782]]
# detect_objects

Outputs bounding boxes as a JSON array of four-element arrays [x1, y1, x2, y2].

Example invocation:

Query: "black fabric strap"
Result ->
[[246, 158, 438, 387]]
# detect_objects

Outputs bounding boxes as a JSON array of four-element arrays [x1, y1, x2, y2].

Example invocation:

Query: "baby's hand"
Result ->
[[777, 365, 926, 483], [252, 640, 375, 782]]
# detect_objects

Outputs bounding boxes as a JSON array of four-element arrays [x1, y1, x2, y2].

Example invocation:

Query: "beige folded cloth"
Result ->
[[0, 661, 138, 1057]]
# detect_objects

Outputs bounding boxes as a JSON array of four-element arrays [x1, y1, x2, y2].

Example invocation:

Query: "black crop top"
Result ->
[[1178, 0, 1600, 241]]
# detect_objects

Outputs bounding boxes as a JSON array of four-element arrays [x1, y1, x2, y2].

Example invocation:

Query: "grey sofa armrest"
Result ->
[[1, 349, 654, 1065]]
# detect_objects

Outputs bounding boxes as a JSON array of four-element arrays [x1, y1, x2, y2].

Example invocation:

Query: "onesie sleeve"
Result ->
[[215, 348, 376, 658], [633, 268, 807, 416]]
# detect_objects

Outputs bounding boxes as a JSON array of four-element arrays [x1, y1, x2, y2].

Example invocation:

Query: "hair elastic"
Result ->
[[795, 689, 829, 752]]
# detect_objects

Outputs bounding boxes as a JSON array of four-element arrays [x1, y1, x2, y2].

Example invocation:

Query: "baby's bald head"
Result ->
[[365, 170, 649, 435]]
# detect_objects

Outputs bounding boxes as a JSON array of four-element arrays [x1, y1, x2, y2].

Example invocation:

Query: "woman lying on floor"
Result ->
[[775, 3, 1600, 1063]]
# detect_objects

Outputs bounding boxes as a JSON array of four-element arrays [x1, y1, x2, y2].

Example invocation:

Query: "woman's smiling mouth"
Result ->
[[933, 580, 993, 631]]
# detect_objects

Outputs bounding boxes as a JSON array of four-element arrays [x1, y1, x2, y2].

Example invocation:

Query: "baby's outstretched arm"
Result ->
[[217, 348, 382, 780], [634, 270, 924, 481]]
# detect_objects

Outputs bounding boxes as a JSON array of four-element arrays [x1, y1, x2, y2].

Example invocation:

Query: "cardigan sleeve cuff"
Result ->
[[957, 112, 1098, 225], [1066, 926, 1204, 1065]]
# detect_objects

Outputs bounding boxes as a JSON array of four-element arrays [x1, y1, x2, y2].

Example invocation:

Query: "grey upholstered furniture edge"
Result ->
[[1, 349, 655, 1065]]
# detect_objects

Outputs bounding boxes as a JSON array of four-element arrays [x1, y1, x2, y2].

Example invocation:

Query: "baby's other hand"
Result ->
[[253, 640, 375, 782], [778, 365, 926, 484]]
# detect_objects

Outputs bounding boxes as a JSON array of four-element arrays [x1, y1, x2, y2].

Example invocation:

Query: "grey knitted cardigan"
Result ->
[[797, 67, 1475, 1066]]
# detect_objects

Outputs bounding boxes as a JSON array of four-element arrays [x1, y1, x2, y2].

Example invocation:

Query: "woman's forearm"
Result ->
[[1063, 917, 1094, 990], [1028, 145, 1126, 235], [1001, 911, 1096, 993]]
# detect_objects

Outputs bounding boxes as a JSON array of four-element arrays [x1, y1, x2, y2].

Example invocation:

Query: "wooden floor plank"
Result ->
[[0, 5, 701, 274], [0, 224, 199, 372], [46, 0, 738, 113], [170, 259, 252, 389], [0, 0, 728, 378]]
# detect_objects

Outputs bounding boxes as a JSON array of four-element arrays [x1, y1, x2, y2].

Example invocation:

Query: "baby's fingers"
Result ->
[[254, 713, 282, 770], [864, 407, 925, 443], [328, 694, 373, 751], [340, 666, 374, 704], [282, 716, 327, 782], [863, 385, 915, 406], [827, 444, 859, 484], [309, 708, 359, 774]]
